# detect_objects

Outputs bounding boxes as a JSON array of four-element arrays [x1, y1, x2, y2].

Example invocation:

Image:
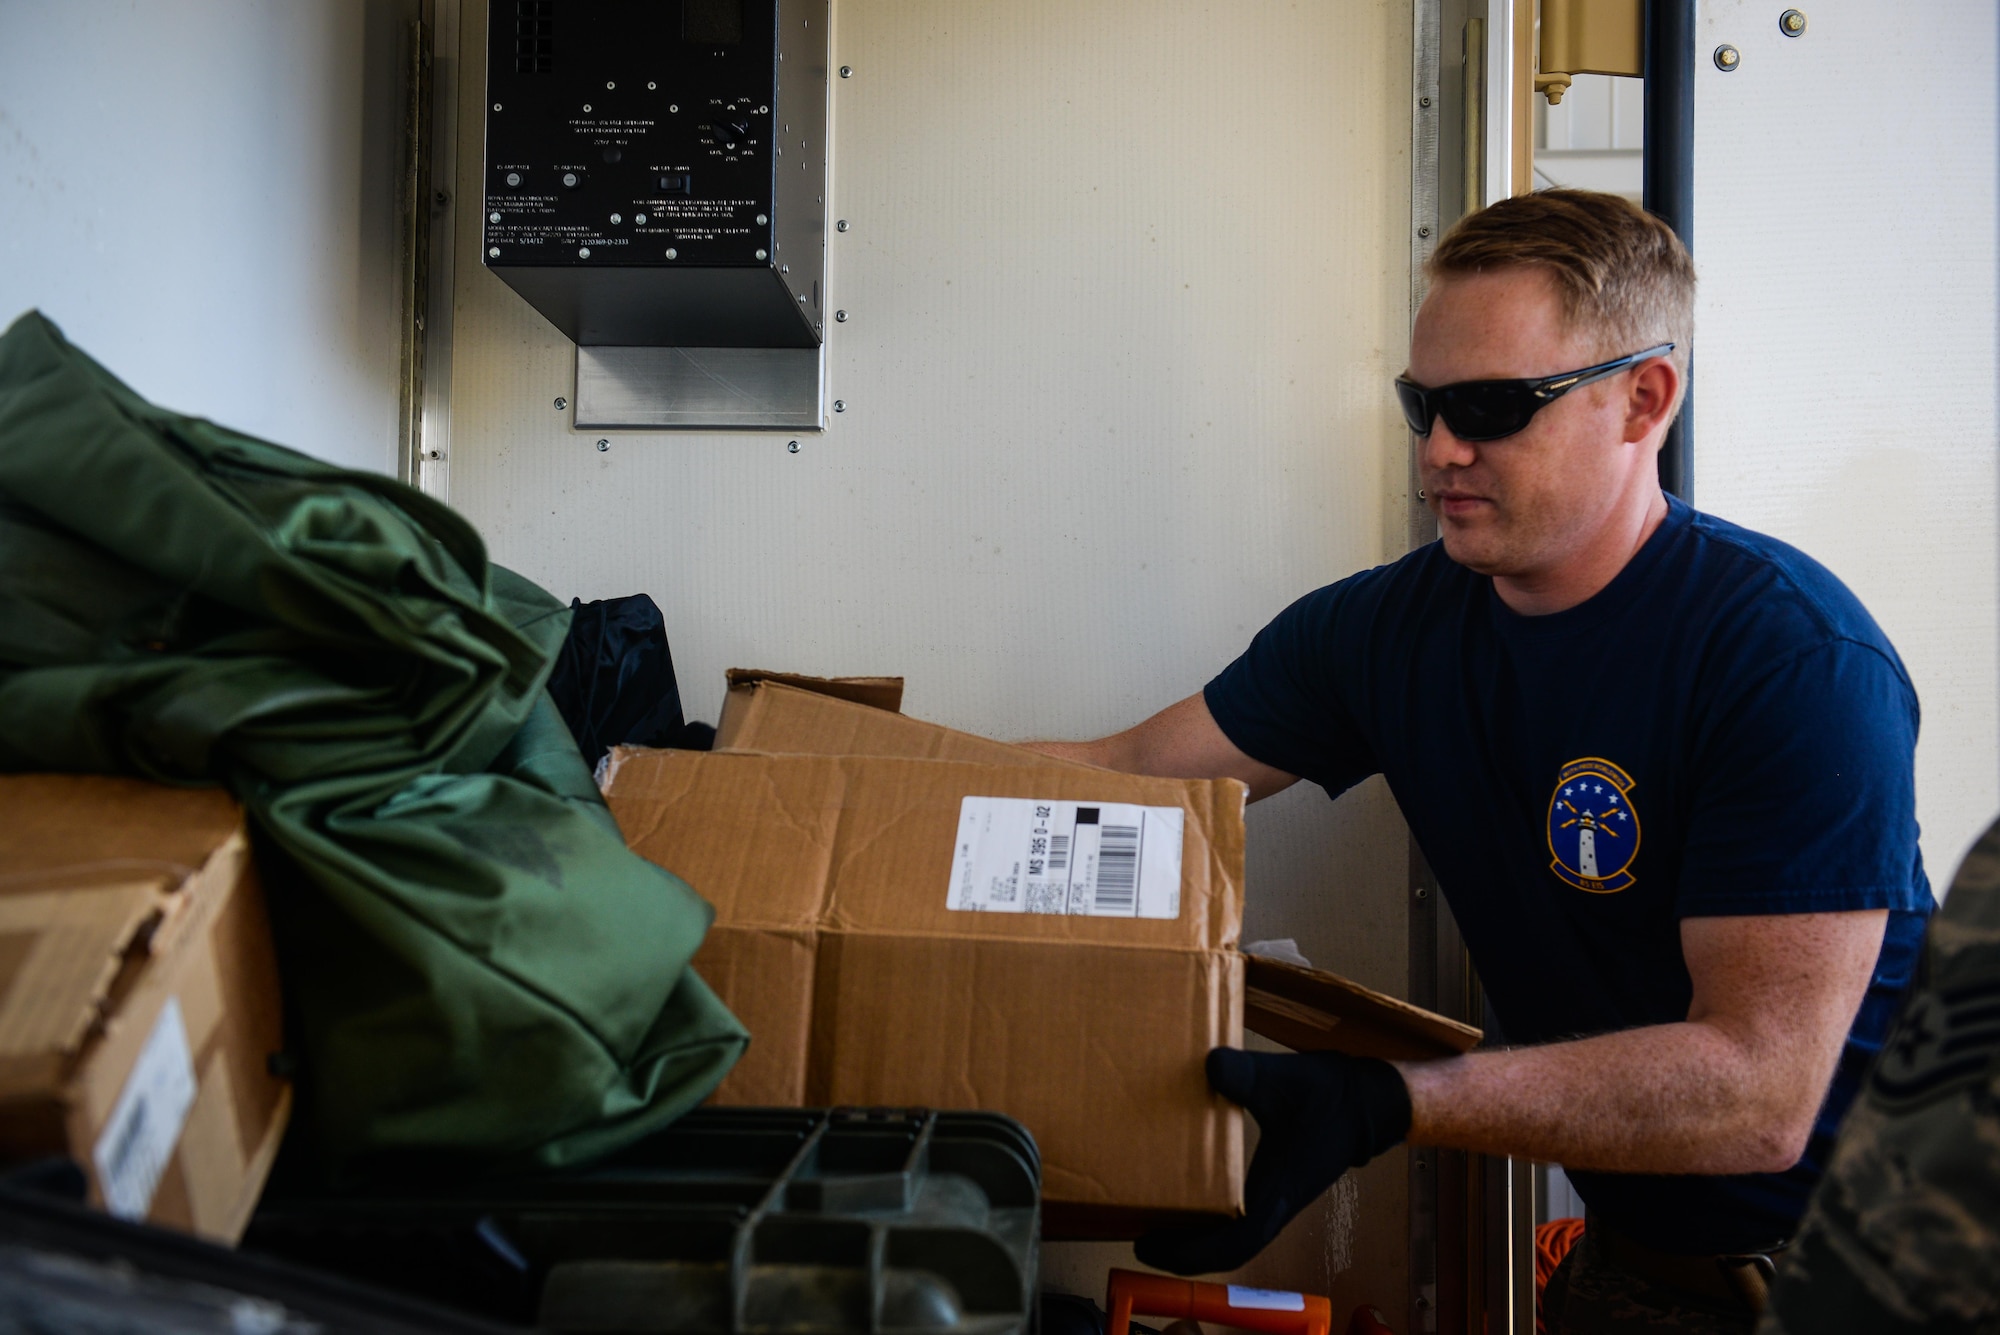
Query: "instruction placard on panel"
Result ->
[[948, 797, 1183, 918]]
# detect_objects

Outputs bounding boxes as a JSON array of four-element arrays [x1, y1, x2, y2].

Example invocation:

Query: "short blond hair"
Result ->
[[1427, 189, 1695, 381]]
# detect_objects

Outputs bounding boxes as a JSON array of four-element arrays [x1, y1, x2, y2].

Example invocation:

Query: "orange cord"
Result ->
[[1534, 1217, 1587, 1334]]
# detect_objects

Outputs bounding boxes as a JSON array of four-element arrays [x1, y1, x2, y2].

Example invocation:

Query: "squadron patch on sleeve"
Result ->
[[1547, 757, 1640, 893]]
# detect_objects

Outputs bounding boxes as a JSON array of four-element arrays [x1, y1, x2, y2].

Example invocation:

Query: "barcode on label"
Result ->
[[947, 797, 1183, 919], [1093, 824, 1139, 914]]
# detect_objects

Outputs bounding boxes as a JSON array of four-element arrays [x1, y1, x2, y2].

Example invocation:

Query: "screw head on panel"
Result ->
[[1414, 887, 1430, 899], [562, 172, 579, 187], [578, 247, 591, 258], [669, 103, 679, 113], [436, 189, 452, 205], [505, 172, 520, 186], [1419, 95, 1432, 107], [489, 211, 501, 223], [606, 81, 616, 90], [492, 102, 502, 111], [836, 219, 850, 232], [756, 213, 769, 225], [1714, 44, 1741, 69], [788, 440, 801, 453], [553, 397, 567, 410], [488, 246, 500, 258], [648, 81, 658, 89], [839, 65, 853, 78], [1418, 225, 1431, 237], [834, 310, 848, 322], [582, 103, 592, 113], [665, 248, 678, 258], [755, 248, 769, 260], [636, 213, 648, 224], [610, 213, 622, 224], [596, 438, 610, 452], [833, 400, 846, 412], [1780, 8, 1807, 35]]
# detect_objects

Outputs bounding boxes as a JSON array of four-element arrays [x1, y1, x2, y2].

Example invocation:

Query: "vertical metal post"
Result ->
[[1644, 0, 1695, 501]]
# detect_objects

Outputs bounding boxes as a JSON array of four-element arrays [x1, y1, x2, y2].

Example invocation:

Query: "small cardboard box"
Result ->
[[0, 775, 290, 1242], [602, 745, 1250, 1226]]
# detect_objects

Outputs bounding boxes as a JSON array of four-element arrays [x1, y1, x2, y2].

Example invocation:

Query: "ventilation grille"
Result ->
[[514, 1, 553, 74]]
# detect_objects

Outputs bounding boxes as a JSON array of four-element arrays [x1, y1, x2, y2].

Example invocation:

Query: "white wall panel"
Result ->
[[445, 0, 1415, 1308], [0, 0, 412, 474], [1694, 0, 2000, 887]]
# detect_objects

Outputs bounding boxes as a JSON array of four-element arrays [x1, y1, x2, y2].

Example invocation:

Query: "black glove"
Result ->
[[1134, 1046, 1412, 1276]]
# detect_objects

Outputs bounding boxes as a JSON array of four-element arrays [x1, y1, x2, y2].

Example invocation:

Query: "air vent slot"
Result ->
[[514, 0, 552, 74]]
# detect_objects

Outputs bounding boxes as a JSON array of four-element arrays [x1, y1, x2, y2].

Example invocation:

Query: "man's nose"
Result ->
[[1419, 419, 1479, 471]]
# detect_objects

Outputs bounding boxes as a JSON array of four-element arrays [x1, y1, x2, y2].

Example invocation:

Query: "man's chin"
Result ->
[[1437, 527, 1509, 575]]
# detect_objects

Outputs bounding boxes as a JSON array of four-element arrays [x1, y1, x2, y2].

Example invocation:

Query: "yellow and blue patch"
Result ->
[[1547, 757, 1640, 893]]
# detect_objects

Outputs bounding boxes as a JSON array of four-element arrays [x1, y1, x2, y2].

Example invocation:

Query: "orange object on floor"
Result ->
[[1535, 1217, 1588, 1334], [1107, 1269, 1333, 1335]]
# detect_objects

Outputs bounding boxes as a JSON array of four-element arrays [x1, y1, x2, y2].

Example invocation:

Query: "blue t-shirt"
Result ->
[[1205, 496, 1933, 1256]]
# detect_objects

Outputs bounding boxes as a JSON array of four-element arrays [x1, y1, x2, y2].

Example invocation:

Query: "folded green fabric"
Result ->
[[0, 310, 745, 1180]]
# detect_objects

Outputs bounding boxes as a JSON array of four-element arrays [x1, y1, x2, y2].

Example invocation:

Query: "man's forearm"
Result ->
[[1020, 695, 1298, 798], [1395, 1019, 1818, 1176]]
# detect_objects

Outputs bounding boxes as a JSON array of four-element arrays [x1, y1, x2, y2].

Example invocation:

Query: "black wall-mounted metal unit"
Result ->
[[482, 0, 828, 348]]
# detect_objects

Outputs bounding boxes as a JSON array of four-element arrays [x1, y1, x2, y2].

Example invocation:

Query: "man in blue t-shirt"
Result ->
[[1029, 190, 1931, 1333]]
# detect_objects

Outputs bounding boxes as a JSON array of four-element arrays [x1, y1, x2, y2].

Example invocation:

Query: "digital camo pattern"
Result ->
[[1759, 817, 2000, 1334]]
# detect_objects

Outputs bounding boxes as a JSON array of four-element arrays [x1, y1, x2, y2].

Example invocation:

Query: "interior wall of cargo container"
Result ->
[[438, 0, 1420, 1310], [1690, 0, 2000, 888], [0, 0, 416, 475]]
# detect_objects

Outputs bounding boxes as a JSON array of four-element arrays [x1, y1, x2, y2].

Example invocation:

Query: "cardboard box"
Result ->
[[0, 776, 290, 1242], [602, 746, 1249, 1224], [679, 672, 1481, 1233]]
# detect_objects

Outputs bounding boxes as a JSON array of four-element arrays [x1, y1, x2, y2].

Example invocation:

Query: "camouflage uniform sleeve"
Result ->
[[1758, 819, 2000, 1334]]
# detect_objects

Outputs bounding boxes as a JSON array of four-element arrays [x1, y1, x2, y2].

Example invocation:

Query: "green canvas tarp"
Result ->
[[0, 310, 745, 1181]]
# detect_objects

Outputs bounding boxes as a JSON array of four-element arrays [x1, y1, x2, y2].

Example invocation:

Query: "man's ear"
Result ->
[[1625, 356, 1682, 445]]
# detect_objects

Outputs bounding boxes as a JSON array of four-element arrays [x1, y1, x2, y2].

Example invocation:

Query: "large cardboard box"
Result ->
[[718, 676, 1482, 1061], [603, 745, 1250, 1225], [0, 776, 290, 1242]]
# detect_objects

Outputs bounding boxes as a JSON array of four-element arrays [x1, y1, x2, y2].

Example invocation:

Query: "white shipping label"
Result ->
[[92, 997, 196, 1221], [947, 798, 1183, 918], [1227, 1286, 1308, 1312]]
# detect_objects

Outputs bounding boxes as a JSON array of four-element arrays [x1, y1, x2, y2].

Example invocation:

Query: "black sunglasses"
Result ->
[[1394, 343, 1675, 443]]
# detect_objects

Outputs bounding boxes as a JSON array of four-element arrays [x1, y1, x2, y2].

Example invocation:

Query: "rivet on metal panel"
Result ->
[[488, 246, 500, 258], [665, 248, 678, 259], [553, 397, 567, 411], [1417, 489, 1427, 499], [755, 248, 769, 260], [1418, 226, 1431, 238], [835, 310, 848, 322], [648, 81, 657, 90], [606, 81, 616, 90], [596, 439, 610, 452], [1419, 95, 1432, 108], [1714, 44, 1741, 70], [756, 213, 769, 225], [839, 65, 853, 78], [582, 103, 592, 113], [1415, 887, 1430, 899], [436, 190, 452, 206], [833, 400, 846, 412], [492, 102, 502, 111], [836, 219, 850, 232], [788, 440, 801, 453], [489, 211, 501, 224], [1779, 9, 1807, 36]]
